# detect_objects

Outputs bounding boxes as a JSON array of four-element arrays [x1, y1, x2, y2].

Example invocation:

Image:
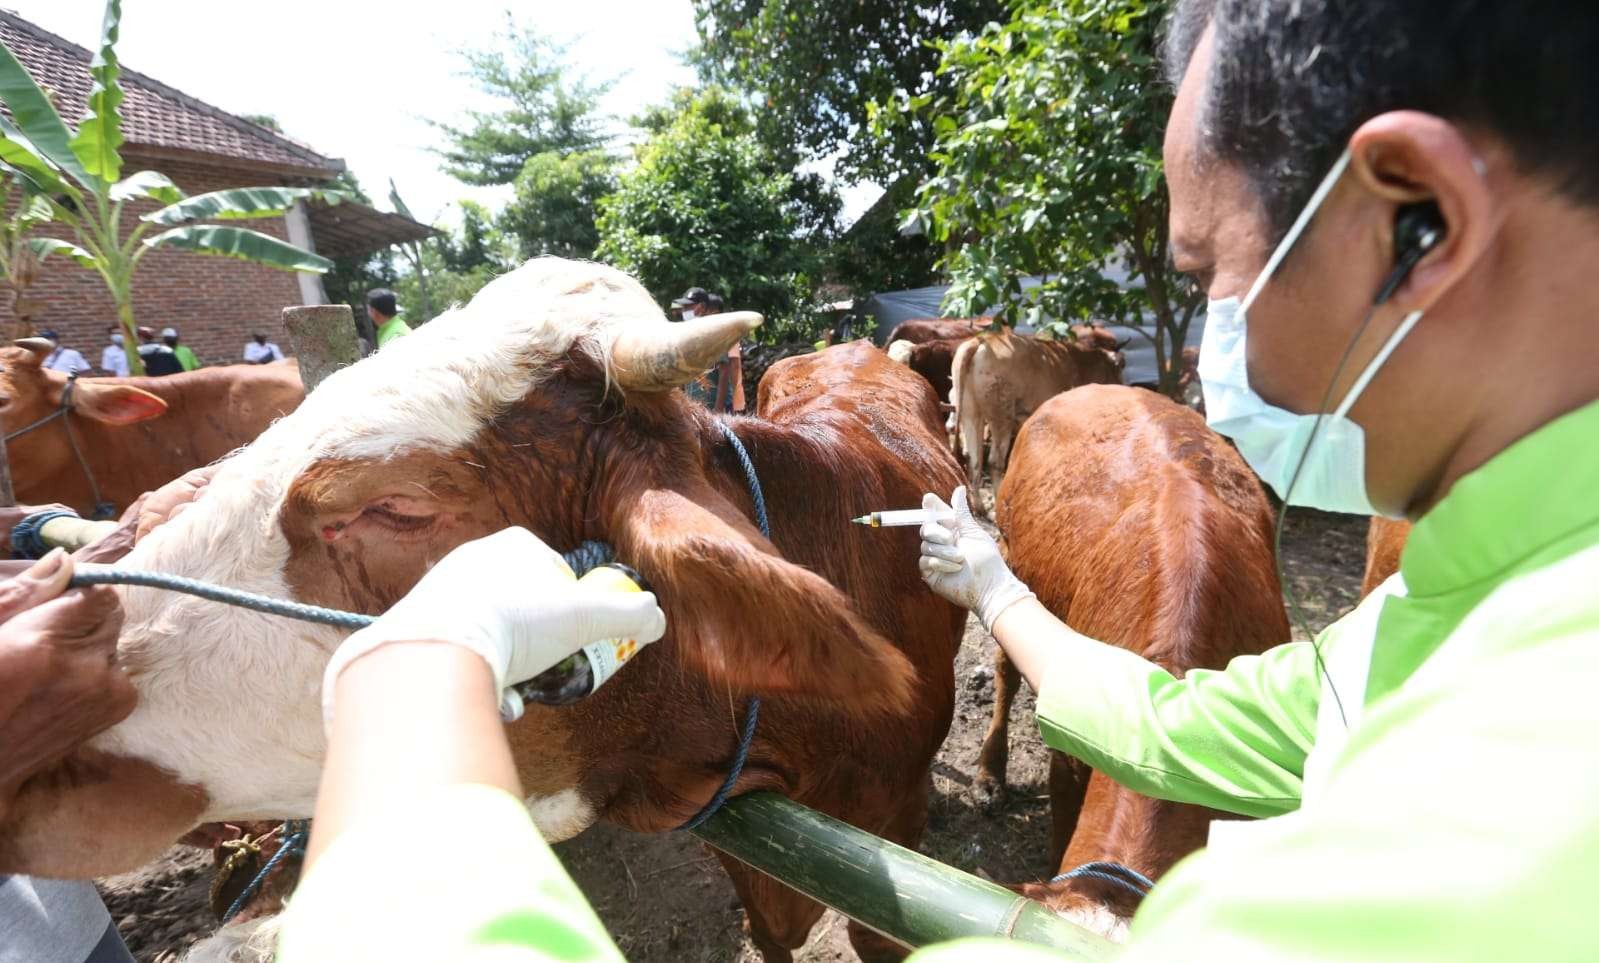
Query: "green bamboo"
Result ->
[[692, 792, 1115, 959]]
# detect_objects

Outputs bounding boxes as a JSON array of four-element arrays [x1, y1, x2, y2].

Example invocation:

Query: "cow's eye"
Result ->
[[360, 504, 438, 536]]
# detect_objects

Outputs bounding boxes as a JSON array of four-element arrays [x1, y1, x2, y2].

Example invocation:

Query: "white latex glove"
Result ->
[[322, 527, 666, 727], [918, 487, 1035, 632]]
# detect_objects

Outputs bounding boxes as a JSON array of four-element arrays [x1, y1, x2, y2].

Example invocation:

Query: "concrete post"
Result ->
[[285, 201, 329, 307], [282, 304, 359, 392]]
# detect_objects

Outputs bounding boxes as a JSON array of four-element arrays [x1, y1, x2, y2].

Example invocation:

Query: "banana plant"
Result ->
[[0, 0, 344, 373]]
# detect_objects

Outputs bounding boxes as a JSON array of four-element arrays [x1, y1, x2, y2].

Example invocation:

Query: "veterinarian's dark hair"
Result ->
[[1163, 0, 1599, 238]]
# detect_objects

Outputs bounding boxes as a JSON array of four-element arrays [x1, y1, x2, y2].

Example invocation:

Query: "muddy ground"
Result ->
[[98, 508, 1369, 962]]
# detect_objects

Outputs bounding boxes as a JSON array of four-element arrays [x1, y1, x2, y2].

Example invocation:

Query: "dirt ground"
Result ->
[[98, 508, 1370, 963]]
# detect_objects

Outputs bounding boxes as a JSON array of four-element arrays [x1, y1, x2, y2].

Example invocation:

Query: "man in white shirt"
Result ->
[[243, 332, 285, 365], [37, 330, 91, 376], [98, 325, 129, 377]]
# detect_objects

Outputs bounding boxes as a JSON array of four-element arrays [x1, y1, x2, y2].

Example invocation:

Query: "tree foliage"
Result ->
[[693, 0, 1007, 184], [877, 0, 1201, 396], [498, 150, 618, 261], [431, 17, 611, 186], [594, 89, 828, 342]]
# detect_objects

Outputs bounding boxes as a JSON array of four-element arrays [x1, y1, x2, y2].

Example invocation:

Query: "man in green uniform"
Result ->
[[272, 0, 1599, 959], [160, 328, 200, 371], [367, 288, 411, 348]]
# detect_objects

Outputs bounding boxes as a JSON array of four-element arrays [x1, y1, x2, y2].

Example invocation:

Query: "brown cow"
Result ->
[[976, 385, 1288, 937], [0, 259, 965, 963], [0, 341, 304, 515], [950, 330, 1124, 494], [884, 315, 992, 345], [1362, 517, 1412, 597], [887, 336, 963, 405]]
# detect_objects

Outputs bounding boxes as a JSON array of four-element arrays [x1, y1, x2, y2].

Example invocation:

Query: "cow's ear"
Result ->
[[72, 382, 167, 425], [607, 481, 917, 717]]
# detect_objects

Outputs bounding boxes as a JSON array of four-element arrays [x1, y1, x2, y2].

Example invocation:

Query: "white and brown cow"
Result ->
[[0, 258, 965, 963]]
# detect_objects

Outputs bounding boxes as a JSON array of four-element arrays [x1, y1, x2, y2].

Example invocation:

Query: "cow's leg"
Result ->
[[845, 779, 931, 963], [714, 850, 826, 963], [989, 417, 1018, 497], [1048, 750, 1094, 872], [973, 643, 1021, 810], [960, 408, 985, 492]]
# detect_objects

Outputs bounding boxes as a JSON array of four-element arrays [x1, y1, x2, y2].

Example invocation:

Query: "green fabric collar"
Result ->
[[1402, 397, 1599, 598]]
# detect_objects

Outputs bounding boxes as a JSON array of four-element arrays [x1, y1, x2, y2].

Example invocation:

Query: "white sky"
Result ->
[[9, 1, 882, 233]]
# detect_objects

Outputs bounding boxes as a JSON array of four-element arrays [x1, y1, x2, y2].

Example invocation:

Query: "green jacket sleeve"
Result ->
[[276, 784, 624, 963], [1117, 614, 1599, 963], [1034, 632, 1322, 818]]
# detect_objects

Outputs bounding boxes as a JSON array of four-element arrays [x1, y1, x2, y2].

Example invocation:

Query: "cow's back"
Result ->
[[999, 384, 1284, 661], [884, 316, 992, 345]]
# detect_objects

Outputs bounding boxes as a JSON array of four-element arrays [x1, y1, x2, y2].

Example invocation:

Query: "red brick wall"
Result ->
[[3, 155, 312, 370]]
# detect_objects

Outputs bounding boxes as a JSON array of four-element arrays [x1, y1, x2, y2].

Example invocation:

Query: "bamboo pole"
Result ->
[[692, 793, 1114, 958], [282, 304, 359, 392], [0, 440, 13, 507]]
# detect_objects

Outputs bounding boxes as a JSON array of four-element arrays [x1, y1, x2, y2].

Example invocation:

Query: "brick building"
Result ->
[[0, 10, 431, 368]]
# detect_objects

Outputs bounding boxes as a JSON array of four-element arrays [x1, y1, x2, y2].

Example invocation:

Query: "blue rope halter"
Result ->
[[1050, 860, 1157, 903], [678, 419, 766, 831], [220, 819, 309, 924]]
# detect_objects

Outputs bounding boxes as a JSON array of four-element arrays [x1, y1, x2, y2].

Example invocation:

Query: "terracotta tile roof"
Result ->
[[0, 9, 342, 178]]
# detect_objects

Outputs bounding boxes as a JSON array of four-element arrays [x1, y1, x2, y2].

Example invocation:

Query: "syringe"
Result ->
[[851, 508, 957, 528]]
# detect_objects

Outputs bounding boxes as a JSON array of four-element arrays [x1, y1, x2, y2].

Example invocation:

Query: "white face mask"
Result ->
[[1198, 149, 1423, 517], [110, 333, 124, 346]]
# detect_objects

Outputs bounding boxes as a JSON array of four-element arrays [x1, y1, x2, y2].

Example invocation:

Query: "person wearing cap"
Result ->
[[243, 332, 285, 365], [98, 325, 129, 377], [367, 288, 411, 349], [670, 286, 711, 321], [35, 330, 91, 376], [160, 328, 200, 372], [134, 326, 183, 377]]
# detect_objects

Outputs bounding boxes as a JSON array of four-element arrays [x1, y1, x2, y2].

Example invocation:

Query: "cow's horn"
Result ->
[[14, 337, 53, 358], [610, 311, 763, 391]]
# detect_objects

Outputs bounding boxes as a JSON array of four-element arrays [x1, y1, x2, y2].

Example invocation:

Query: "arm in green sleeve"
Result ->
[[1035, 634, 1323, 818], [277, 784, 624, 963], [1115, 620, 1599, 963]]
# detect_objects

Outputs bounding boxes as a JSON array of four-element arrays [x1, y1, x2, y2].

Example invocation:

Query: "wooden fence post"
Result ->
[[282, 304, 359, 392]]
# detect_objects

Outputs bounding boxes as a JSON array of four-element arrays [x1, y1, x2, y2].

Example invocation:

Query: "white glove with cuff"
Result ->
[[322, 527, 667, 727], [918, 487, 1035, 632]]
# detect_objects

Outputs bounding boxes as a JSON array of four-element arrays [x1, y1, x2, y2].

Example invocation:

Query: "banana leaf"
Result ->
[[143, 224, 332, 273], [110, 170, 184, 206], [142, 187, 347, 226], [29, 237, 96, 268], [67, 0, 124, 183], [0, 39, 93, 189], [388, 179, 416, 219], [0, 128, 72, 197]]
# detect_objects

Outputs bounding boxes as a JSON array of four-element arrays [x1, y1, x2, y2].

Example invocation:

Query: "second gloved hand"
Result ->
[[919, 487, 1035, 632], [322, 528, 667, 726]]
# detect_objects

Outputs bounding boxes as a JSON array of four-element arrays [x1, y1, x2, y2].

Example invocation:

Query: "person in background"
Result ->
[[160, 328, 200, 372], [367, 289, 411, 349], [134, 326, 182, 378], [98, 325, 128, 377], [35, 330, 90, 376], [707, 293, 746, 413], [243, 332, 284, 365], [670, 287, 718, 407]]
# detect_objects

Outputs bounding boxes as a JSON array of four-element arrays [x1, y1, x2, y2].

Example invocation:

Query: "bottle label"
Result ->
[[581, 636, 641, 689]]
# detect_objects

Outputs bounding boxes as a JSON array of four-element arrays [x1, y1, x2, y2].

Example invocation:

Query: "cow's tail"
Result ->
[[951, 337, 983, 489]]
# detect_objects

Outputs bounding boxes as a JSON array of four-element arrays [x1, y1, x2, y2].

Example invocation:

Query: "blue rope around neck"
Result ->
[[678, 420, 767, 831], [1050, 860, 1157, 903], [221, 819, 309, 924]]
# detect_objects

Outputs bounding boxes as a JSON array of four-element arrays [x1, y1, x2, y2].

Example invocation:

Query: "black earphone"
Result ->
[[1373, 201, 1447, 305]]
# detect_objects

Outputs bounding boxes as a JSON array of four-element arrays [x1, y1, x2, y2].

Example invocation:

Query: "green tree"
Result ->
[[318, 170, 399, 333], [0, 0, 338, 373], [878, 0, 1201, 397], [497, 150, 617, 261], [431, 16, 611, 186], [594, 89, 828, 341], [694, 0, 1006, 184]]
